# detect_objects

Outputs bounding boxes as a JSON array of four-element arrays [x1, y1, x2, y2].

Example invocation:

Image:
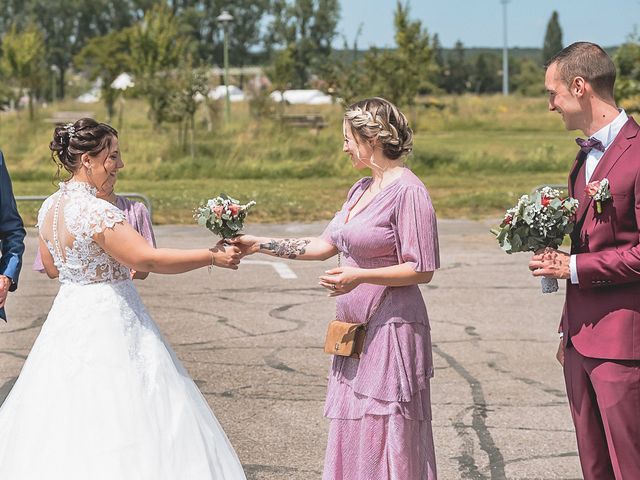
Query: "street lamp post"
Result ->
[[501, 0, 510, 96], [216, 10, 234, 123]]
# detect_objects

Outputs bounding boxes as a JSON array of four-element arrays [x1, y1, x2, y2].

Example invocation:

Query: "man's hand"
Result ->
[[556, 338, 565, 367], [0, 275, 11, 308], [529, 247, 571, 280]]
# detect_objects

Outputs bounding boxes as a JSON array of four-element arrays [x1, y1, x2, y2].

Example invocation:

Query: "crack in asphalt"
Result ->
[[433, 344, 507, 480], [487, 361, 566, 399], [1, 316, 46, 334], [0, 350, 27, 360]]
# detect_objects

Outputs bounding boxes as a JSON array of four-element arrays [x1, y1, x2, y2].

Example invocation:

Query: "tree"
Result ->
[[165, 67, 209, 156], [128, 5, 191, 127], [1, 22, 46, 119], [443, 40, 469, 94], [224, 0, 270, 86], [74, 28, 133, 121], [163, 1, 270, 85], [432, 33, 446, 91], [542, 11, 563, 64], [267, 0, 340, 88], [614, 31, 640, 108], [471, 53, 501, 94], [0, 0, 143, 99], [511, 58, 544, 96], [330, 2, 435, 108], [320, 26, 363, 106]]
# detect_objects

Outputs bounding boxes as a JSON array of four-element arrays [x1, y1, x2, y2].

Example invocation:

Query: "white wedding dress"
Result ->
[[0, 181, 246, 480]]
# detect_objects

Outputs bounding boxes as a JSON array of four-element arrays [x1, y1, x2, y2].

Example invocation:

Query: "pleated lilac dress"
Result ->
[[320, 168, 440, 480]]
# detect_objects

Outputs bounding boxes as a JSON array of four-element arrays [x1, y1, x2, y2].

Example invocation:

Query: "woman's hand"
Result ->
[[319, 266, 363, 297], [230, 234, 261, 257], [211, 242, 242, 270]]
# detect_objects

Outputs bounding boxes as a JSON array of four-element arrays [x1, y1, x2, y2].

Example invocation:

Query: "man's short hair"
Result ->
[[546, 42, 616, 99]]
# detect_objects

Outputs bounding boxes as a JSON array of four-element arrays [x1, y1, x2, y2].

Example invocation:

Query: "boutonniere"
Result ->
[[585, 178, 611, 214]]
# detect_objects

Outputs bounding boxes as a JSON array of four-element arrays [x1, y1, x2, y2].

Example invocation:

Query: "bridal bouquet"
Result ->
[[194, 194, 256, 239], [491, 186, 579, 293]]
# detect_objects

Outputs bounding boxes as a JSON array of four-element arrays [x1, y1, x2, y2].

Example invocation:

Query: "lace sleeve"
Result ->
[[68, 197, 126, 238], [87, 199, 126, 236], [36, 194, 56, 229]]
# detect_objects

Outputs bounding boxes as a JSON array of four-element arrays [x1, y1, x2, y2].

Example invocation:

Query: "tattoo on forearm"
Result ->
[[260, 239, 311, 259]]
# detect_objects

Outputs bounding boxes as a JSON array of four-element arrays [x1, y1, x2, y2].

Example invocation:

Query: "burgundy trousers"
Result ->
[[564, 344, 640, 480]]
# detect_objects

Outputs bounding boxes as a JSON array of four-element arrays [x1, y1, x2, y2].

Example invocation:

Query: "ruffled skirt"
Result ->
[[323, 321, 436, 480]]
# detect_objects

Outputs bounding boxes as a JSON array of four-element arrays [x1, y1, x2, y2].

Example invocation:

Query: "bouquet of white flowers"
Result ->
[[492, 186, 579, 293], [194, 194, 256, 239]]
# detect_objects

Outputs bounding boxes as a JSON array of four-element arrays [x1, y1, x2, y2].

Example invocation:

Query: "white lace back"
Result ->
[[37, 181, 130, 284]]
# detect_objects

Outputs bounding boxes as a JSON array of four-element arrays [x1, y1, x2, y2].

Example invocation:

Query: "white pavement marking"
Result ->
[[242, 260, 297, 279]]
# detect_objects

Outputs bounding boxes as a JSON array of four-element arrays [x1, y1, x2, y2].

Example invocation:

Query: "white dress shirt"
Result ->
[[570, 109, 628, 284]]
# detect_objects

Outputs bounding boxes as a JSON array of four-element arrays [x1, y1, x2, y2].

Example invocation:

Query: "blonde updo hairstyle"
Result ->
[[344, 97, 413, 160]]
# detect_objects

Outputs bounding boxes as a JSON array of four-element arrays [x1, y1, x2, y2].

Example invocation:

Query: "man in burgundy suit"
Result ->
[[529, 42, 640, 479]]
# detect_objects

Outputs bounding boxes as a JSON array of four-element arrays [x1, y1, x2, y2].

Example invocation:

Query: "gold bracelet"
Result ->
[[208, 249, 216, 274]]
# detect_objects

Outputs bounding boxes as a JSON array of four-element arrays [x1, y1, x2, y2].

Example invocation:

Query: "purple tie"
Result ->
[[575, 137, 605, 154]]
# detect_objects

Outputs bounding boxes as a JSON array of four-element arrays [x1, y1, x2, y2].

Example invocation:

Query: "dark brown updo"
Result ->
[[344, 97, 413, 160], [49, 118, 118, 176]]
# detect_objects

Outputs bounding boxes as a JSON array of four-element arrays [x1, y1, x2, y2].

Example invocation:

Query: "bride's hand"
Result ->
[[229, 234, 261, 257], [210, 243, 241, 270], [319, 267, 363, 297]]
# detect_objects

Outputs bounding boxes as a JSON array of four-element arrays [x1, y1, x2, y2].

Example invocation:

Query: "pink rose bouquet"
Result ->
[[194, 194, 256, 239]]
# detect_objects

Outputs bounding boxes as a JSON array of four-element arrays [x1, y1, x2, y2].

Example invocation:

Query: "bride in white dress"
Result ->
[[0, 119, 247, 479]]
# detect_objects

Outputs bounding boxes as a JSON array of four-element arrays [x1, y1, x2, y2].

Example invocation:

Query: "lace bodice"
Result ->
[[37, 181, 130, 285]]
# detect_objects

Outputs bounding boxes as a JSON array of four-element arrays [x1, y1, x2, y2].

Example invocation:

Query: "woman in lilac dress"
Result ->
[[33, 180, 156, 279], [235, 97, 440, 479]]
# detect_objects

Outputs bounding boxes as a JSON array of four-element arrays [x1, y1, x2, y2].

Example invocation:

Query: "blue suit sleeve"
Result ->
[[0, 151, 26, 291]]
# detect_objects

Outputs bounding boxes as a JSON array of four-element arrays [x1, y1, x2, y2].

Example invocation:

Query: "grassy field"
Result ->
[[2, 95, 575, 226]]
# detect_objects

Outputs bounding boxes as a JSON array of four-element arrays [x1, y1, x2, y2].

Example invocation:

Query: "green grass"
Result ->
[[2, 94, 576, 225]]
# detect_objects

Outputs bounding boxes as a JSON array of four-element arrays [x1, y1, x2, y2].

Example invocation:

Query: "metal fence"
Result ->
[[15, 192, 153, 222]]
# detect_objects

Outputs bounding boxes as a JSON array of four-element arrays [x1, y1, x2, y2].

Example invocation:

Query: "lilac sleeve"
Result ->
[[33, 248, 45, 273], [131, 203, 156, 247], [320, 210, 343, 246], [393, 186, 440, 272]]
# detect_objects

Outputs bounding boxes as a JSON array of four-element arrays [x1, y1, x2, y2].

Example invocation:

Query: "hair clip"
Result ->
[[64, 123, 76, 139]]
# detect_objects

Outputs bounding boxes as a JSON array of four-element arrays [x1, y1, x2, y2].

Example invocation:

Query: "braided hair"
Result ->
[[344, 97, 413, 160]]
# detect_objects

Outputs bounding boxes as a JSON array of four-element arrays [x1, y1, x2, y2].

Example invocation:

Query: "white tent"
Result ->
[[270, 89, 332, 105], [208, 85, 245, 102]]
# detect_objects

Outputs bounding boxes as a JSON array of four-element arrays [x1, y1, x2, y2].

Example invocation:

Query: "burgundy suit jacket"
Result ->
[[562, 117, 640, 360]]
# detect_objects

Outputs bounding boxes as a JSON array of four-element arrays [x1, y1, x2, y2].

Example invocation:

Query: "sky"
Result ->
[[336, 0, 640, 49]]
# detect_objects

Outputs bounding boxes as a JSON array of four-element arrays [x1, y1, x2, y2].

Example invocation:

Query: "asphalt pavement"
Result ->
[[0, 220, 582, 480]]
